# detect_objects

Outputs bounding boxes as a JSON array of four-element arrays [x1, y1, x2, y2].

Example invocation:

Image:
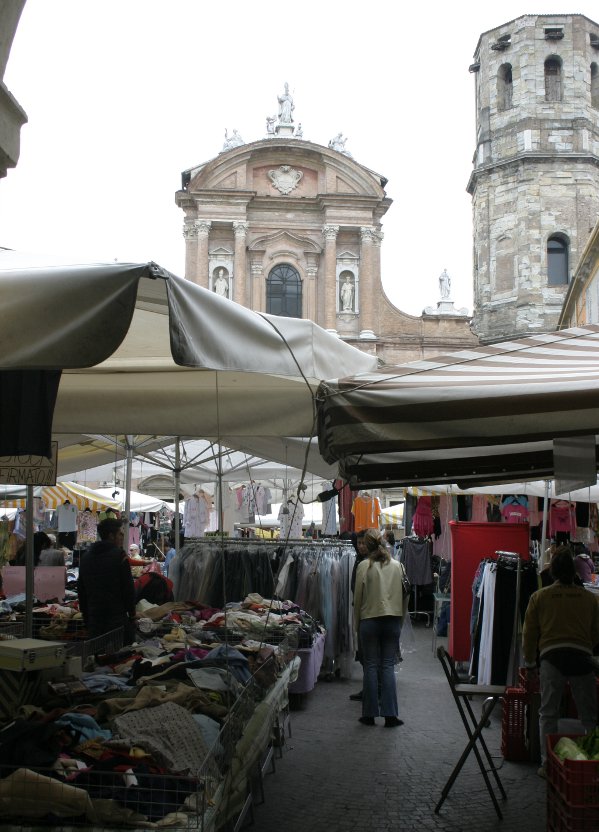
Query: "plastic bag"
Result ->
[[400, 612, 416, 654]]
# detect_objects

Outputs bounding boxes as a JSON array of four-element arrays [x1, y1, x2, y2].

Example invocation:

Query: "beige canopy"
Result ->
[[0, 253, 377, 462]]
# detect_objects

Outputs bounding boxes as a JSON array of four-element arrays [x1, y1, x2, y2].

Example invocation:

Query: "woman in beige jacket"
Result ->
[[353, 528, 405, 726]]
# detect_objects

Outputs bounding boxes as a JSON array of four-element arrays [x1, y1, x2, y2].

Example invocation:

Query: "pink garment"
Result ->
[[501, 503, 529, 524], [129, 526, 140, 546], [471, 495, 488, 523], [550, 501, 575, 536], [412, 496, 434, 537], [432, 494, 453, 561]]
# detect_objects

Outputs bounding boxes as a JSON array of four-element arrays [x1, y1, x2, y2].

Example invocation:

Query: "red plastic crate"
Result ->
[[547, 734, 599, 808], [548, 784, 599, 832], [518, 666, 540, 694], [501, 686, 529, 761]]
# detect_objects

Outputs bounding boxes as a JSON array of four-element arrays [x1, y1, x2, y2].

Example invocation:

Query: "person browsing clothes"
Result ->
[[353, 528, 405, 727], [78, 518, 137, 644]]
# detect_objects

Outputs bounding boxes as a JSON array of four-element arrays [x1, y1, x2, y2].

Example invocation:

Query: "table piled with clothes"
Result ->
[[0, 594, 302, 831], [172, 538, 355, 679]]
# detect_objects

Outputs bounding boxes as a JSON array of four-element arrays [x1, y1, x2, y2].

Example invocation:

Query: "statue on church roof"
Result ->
[[266, 115, 276, 136], [295, 123, 303, 139], [223, 128, 244, 151], [278, 82, 294, 124], [328, 132, 351, 156], [439, 268, 451, 300]]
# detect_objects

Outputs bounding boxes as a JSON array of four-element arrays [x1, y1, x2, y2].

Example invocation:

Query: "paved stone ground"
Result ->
[[251, 623, 547, 832]]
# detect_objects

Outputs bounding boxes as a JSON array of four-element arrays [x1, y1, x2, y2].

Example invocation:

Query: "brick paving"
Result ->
[[251, 623, 547, 832]]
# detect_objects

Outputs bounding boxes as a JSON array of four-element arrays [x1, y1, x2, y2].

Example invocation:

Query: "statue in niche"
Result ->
[[439, 268, 451, 300], [277, 82, 294, 124], [340, 275, 355, 312], [213, 268, 230, 298], [223, 128, 244, 151]]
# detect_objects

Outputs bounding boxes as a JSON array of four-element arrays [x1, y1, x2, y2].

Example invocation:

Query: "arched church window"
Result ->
[[544, 57, 562, 102], [547, 235, 569, 285], [497, 64, 513, 110], [592, 63, 599, 110], [266, 264, 302, 318]]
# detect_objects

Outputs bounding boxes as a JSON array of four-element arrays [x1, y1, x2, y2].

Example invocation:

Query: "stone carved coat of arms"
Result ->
[[268, 165, 303, 195]]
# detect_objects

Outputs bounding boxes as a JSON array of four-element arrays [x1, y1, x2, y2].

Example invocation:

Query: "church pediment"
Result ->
[[249, 229, 321, 254], [336, 176, 359, 194]]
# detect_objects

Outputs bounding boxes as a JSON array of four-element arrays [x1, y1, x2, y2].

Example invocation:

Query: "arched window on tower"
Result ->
[[544, 57, 562, 102], [266, 264, 302, 318], [497, 63, 513, 110], [547, 235, 569, 285], [592, 63, 599, 110]]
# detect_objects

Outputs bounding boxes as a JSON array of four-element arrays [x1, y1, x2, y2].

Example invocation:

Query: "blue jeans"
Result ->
[[359, 616, 402, 718]]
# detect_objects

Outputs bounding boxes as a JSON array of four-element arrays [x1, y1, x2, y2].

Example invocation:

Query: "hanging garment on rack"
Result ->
[[57, 502, 78, 533], [470, 556, 538, 685], [399, 536, 433, 586], [500, 495, 529, 524], [320, 485, 338, 536], [412, 496, 434, 537], [278, 496, 304, 539], [183, 492, 210, 538], [77, 509, 98, 543], [432, 495, 454, 561], [351, 493, 381, 532], [471, 495, 488, 523], [549, 500, 575, 538], [475, 562, 497, 685]]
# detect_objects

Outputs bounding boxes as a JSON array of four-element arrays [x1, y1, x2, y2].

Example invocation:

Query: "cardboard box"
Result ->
[[0, 638, 66, 672]]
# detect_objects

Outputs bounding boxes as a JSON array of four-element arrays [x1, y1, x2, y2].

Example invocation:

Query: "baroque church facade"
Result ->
[[175, 87, 477, 366]]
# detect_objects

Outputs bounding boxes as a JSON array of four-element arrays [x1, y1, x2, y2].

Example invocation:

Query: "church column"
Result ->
[[195, 220, 212, 288], [233, 221, 249, 305], [322, 224, 339, 332], [359, 226, 376, 340], [250, 260, 264, 312], [305, 264, 318, 321], [183, 220, 198, 282]]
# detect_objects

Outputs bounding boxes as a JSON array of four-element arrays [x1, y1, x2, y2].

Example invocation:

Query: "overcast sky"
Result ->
[[2, 1, 598, 316]]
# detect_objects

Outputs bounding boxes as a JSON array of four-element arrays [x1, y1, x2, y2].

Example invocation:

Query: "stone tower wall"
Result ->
[[469, 14, 599, 342]]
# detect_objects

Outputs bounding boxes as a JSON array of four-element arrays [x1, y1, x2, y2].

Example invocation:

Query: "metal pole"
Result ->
[[539, 479, 550, 571], [124, 436, 133, 552], [174, 438, 181, 551], [25, 484, 34, 638]]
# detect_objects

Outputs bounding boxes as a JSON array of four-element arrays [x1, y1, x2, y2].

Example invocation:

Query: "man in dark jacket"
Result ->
[[78, 518, 136, 644]]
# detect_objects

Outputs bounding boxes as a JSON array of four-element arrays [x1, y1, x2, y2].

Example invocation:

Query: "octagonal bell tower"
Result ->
[[468, 14, 599, 342]]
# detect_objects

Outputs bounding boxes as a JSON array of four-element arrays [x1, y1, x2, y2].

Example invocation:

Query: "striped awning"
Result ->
[[316, 326, 599, 488], [42, 482, 121, 511]]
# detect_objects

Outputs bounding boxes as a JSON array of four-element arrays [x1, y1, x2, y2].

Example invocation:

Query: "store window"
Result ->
[[547, 235, 569, 285], [266, 264, 302, 318]]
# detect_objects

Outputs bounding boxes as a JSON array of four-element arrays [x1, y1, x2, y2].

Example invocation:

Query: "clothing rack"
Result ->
[[399, 535, 434, 626], [495, 550, 522, 687]]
